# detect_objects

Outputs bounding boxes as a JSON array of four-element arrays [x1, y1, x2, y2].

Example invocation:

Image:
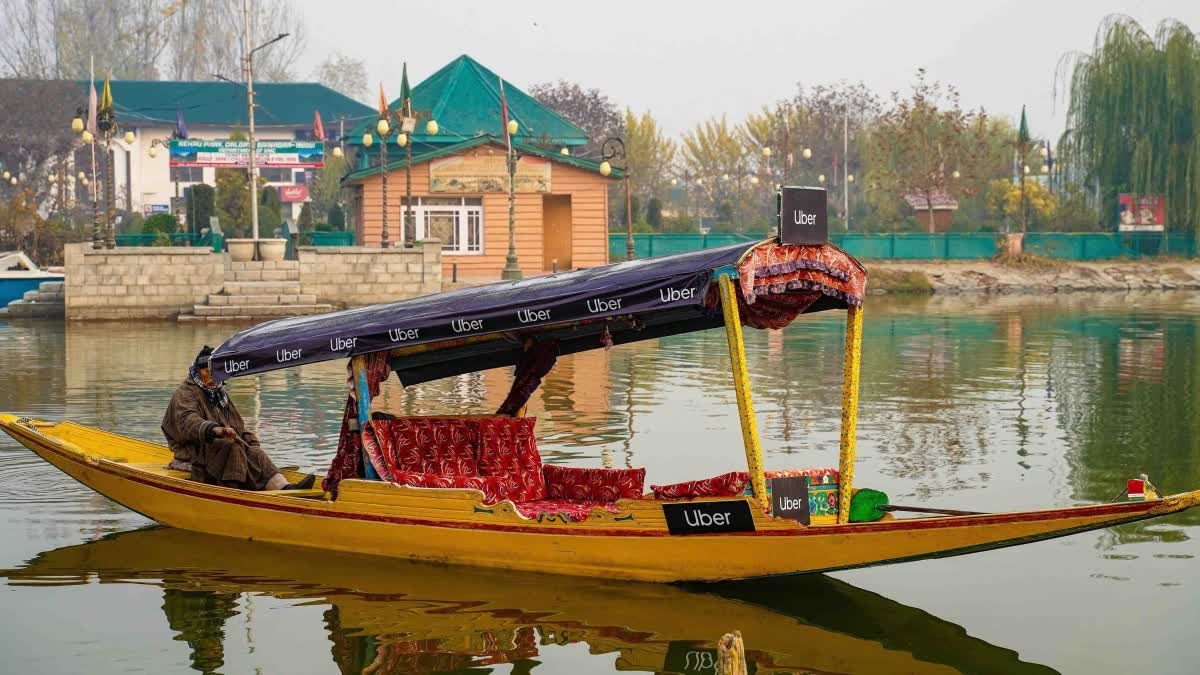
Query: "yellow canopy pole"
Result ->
[[717, 273, 768, 509], [837, 305, 864, 523]]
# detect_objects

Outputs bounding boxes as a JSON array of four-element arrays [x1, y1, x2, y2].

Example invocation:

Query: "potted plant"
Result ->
[[226, 238, 255, 261], [257, 238, 287, 261]]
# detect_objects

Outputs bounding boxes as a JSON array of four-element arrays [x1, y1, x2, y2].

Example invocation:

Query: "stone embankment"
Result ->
[[867, 259, 1200, 294]]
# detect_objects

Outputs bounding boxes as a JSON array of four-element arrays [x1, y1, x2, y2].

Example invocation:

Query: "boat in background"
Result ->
[[0, 251, 64, 309]]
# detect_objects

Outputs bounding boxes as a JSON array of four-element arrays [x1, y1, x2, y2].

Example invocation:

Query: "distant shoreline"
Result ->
[[866, 260, 1200, 294]]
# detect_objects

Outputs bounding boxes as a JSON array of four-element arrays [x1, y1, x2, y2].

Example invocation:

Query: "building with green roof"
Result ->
[[341, 55, 620, 281], [54, 78, 373, 225]]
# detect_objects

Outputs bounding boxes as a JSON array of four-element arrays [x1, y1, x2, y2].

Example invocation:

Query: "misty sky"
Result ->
[[294, 0, 1197, 142]]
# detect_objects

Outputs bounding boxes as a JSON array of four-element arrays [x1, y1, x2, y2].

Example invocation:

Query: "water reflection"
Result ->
[[5, 293, 1200, 672], [2, 527, 1058, 674]]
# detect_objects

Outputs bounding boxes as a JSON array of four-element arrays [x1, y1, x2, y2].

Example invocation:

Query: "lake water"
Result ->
[[2, 292, 1199, 674]]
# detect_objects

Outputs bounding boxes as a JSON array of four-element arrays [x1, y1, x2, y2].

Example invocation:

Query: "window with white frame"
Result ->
[[400, 197, 483, 254]]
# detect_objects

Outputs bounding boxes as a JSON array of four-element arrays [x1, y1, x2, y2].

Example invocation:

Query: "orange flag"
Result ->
[[378, 83, 388, 117]]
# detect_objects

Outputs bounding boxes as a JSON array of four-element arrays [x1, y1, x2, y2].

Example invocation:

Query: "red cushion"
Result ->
[[542, 465, 645, 502], [651, 468, 841, 500], [474, 417, 546, 502], [375, 418, 479, 477], [651, 471, 748, 500], [513, 499, 618, 522]]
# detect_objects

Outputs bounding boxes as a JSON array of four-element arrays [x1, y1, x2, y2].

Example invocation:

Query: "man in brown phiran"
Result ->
[[162, 346, 315, 491]]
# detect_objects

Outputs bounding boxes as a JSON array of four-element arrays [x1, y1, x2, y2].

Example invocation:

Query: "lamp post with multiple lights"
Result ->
[[599, 137, 632, 261]]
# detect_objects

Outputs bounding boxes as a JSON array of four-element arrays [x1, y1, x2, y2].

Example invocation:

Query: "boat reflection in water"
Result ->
[[3, 527, 1058, 675]]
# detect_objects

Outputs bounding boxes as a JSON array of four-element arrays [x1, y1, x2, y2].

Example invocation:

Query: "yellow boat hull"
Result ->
[[4, 414, 1199, 583]]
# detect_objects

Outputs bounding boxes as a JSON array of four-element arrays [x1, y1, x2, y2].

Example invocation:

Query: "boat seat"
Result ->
[[363, 417, 646, 519]]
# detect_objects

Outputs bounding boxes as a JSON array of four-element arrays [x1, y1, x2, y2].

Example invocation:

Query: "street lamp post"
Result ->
[[600, 137, 632, 261], [239, 1, 289, 256], [500, 117, 523, 280], [362, 109, 400, 248]]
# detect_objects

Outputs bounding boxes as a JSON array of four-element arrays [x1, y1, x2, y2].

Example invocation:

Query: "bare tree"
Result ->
[[529, 80, 624, 158], [313, 52, 367, 101], [1, 0, 306, 82]]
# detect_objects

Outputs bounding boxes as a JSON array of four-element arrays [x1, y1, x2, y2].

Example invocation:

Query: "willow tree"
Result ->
[[1058, 16, 1200, 234]]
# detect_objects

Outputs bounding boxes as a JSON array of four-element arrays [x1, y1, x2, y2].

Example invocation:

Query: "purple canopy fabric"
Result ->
[[210, 240, 855, 386]]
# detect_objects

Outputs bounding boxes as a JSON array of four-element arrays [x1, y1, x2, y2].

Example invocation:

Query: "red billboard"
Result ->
[[1118, 194, 1165, 232], [279, 185, 309, 203]]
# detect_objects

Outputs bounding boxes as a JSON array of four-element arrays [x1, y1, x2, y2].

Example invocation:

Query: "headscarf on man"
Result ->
[[188, 345, 230, 410]]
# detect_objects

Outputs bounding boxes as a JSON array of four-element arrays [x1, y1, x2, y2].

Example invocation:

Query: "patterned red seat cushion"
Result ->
[[374, 418, 479, 478], [474, 417, 546, 502], [542, 465, 645, 502], [389, 471, 518, 505], [651, 468, 839, 500], [513, 499, 619, 522], [651, 471, 748, 500]]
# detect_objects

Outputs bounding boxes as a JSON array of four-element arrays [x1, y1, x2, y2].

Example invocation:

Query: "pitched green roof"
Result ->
[[72, 80, 375, 129], [347, 55, 588, 147], [342, 135, 621, 184]]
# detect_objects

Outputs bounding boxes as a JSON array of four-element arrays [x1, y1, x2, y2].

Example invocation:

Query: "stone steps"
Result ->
[[206, 293, 319, 306], [220, 280, 303, 295], [226, 269, 300, 282], [191, 303, 333, 318], [4, 280, 65, 319]]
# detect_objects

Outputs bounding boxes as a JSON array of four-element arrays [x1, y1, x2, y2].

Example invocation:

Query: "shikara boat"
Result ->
[[2, 527, 1058, 674], [3, 232, 1199, 582]]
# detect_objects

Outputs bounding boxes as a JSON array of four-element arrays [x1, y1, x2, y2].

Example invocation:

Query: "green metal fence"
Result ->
[[609, 232, 1196, 261], [832, 233, 999, 260], [1023, 232, 1196, 260], [608, 233, 761, 260], [114, 232, 224, 252], [301, 231, 355, 246]]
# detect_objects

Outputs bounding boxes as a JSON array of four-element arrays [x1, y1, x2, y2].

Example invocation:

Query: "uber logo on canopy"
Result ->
[[779, 185, 828, 245]]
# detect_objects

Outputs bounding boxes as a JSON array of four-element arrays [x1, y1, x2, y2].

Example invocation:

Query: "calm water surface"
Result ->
[[2, 292, 1199, 674]]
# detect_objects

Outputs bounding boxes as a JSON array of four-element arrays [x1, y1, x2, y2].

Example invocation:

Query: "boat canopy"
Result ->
[[211, 239, 866, 386]]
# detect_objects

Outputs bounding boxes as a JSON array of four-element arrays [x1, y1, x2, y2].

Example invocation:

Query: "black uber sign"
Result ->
[[662, 500, 756, 535], [771, 475, 810, 525], [779, 185, 828, 245]]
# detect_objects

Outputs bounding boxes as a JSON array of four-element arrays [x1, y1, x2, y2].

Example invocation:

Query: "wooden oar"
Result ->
[[878, 505, 986, 517]]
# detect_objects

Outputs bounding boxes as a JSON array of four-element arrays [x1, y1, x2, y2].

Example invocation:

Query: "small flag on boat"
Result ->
[[1127, 478, 1145, 500], [313, 110, 325, 141], [175, 107, 189, 139]]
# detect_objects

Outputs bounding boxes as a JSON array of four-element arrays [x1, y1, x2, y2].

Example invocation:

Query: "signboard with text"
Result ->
[[279, 185, 309, 202], [1118, 194, 1166, 232], [142, 203, 169, 216], [770, 475, 811, 525], [168, 139, 325, 168], [779, 186, 828, 244], [661, 500, 755, 535], [430, 153, 551, 193]]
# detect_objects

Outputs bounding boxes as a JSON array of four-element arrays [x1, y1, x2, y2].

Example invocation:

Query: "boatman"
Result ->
[[162, 346, 315, 491]]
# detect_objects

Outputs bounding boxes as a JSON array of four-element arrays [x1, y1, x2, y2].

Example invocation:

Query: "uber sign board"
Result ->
[[771, 475, 811, 525], [779, 185, 828, 245], [662, 500, 756, 535]]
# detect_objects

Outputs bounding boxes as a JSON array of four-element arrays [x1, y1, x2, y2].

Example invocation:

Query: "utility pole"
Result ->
[[243, 0, 260, 251], [843, 106, 849, 230]]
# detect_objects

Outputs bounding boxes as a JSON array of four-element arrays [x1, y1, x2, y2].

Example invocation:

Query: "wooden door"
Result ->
[[542, 194, 573, 271]]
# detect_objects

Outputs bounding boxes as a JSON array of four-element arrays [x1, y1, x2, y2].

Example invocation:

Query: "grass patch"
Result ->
[[992, 251, 1068, 272], [869, 268, 934, 294]]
